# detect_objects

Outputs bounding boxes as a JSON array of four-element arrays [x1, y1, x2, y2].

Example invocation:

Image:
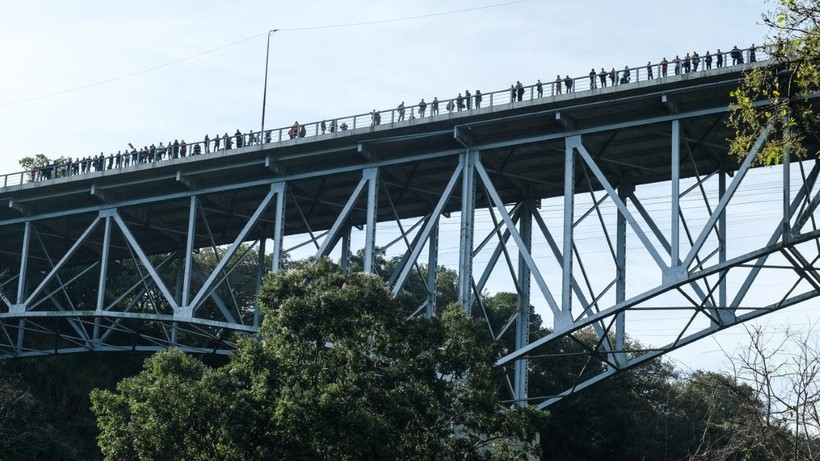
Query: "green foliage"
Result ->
[[348, 247, 459, 317], [728, 0, 820, 164], [18, 153, 56, 171], [0, 353, 148, 460], [91, 258, 547, 460]]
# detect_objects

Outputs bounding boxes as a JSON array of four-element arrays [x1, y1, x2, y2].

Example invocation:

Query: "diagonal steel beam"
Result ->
[[474, 159, 561, 319], [573, 137, 668, 270], [682, 122, 773, 268], [23, 215, 102, 308], [392, 160, 464, 298], [314, 171, 371, 260], [187, 185, 278, 313], [112, 210, 179, 312]]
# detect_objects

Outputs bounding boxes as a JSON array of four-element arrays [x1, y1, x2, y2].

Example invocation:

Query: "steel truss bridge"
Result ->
[[0, 62, 818, 409]]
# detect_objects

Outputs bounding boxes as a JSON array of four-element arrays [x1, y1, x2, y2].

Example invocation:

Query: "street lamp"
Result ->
[[260, 29, 279, 145]]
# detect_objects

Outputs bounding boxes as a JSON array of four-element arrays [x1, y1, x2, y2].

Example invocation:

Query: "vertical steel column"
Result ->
[[94, 214, 113, 345], [271, 183, 286, 273], [426, 220, 439, 318], [182, 196, 197, 309], [561, 138, 576, 326], [172, 248, 184, 344], [616, 184, 632, 364], [14, 221, 31, 354], [514, 198, 533, 406], [16, 221, 31, 307], [671, 120, 680, 267], [254, 237, 266, 327], [718, 171, 727, 309], [174, 253, 184, 305], [95, 215, 112, 312], [782, 126, 791, 242], [340, 226, 351, 274], [363, 168, 379, 273], [458, 151, 477, 312]]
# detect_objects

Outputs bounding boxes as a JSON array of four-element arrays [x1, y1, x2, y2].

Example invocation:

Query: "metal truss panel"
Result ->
[[0, 71, 818, 413]]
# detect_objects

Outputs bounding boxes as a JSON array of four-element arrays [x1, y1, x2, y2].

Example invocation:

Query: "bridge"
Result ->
[[1, 51, 817, 409]]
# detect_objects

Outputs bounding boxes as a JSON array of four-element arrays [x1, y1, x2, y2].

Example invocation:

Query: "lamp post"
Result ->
[[260, 29, 279, 144]]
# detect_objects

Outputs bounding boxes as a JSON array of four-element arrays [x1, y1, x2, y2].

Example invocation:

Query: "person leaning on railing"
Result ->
[[18, 43, 772, 185]]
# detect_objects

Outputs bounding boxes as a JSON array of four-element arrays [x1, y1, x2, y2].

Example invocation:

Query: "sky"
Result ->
[[0, 1, 799, 374]]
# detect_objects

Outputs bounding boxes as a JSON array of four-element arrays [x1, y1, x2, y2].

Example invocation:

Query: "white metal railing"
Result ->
[[7, 45, 770, 189]]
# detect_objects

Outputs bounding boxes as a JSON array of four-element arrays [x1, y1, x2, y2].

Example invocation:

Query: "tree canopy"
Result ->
[[728, 0, 820, 164], [91, 259, 546, 460]]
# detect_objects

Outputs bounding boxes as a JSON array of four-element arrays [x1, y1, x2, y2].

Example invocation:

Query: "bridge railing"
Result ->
[[5, 46, 770, 189]]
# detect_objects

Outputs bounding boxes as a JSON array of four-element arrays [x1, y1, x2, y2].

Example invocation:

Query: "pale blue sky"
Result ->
[[0, 0, 767, 172]]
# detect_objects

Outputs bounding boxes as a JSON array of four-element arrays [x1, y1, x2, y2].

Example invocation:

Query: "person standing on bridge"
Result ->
[[692, 51, 700, 71], [730, 46, 743, 65], [749, 44, 757, 62], [599, 68, 607, 87], [172, 140, 180, 159], [320, 120, 326, 134], [397, 102, 406, 121], [515, 80, 524, 101], [235, 129, 243, 148], [456, 93, 464, 111], [716, 48, 723, 68], [289, 122, 298, 139], [204, 134, 210, 153], [589, 68, 597, 89], [223, 133, 231, 150], [418, 98, 427, 117], [608, 68, 616, 86], [474, 90, 482, 108], [564, 75, 573, 93], [465, 90, 471, 110], [180, 140, 187, 157], [682, 52, 691, 73], [536, 79, 543, 97], [660, 58, 668, 77], [704, 51, 712, 70], [673, 55, 681, 75], [432, 97, 439, 115], [646, 61, 653, 79], [554, 75, 562, 95]]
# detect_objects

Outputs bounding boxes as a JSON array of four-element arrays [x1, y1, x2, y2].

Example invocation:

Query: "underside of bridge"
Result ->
[[0, 63, 818, 408]]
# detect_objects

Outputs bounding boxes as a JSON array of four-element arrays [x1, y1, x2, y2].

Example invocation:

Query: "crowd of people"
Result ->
[[26, 44, 762, 183], [28, 130, 266, 181]]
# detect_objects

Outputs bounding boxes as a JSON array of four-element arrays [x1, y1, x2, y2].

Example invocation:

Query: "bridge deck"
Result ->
[[0, 64, 792, 273]]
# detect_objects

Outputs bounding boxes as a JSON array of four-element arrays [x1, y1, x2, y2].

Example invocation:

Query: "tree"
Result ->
[[475, 292, 693, 460], [18, 154, 58, 171], [0, 353, 149, 460], [728, 0, 820, 164], [348, 248, 459, 317], [686, 325, 820, 460], [91, 258, 547, 460]]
